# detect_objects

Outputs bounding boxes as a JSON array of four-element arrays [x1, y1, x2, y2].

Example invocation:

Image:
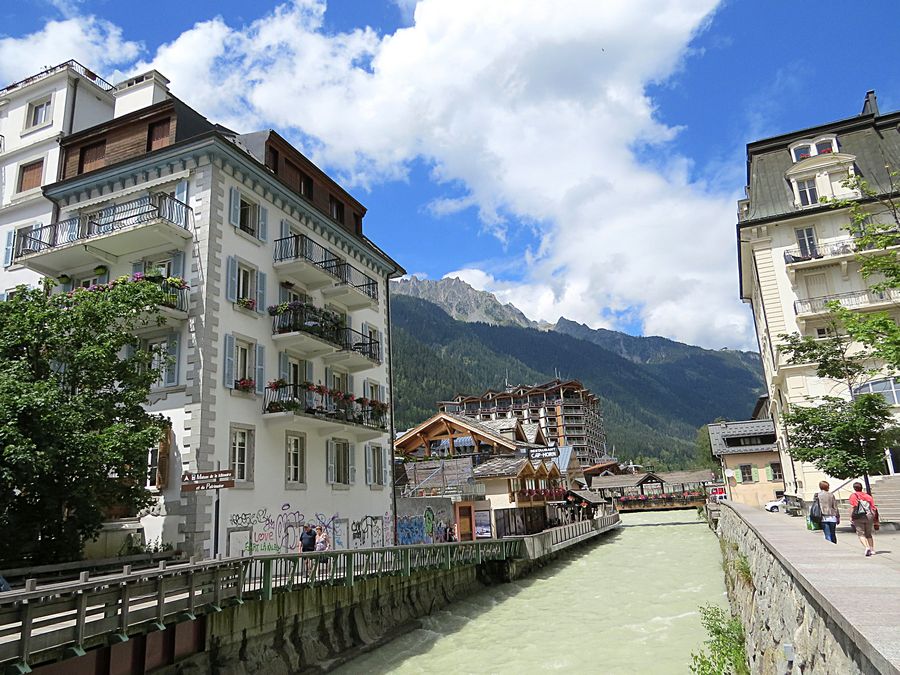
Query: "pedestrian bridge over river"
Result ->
[[2, 513, 620, 674]]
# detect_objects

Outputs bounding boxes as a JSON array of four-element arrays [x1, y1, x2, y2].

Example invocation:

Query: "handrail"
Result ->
[[330, 261, 378, 301], [0, 60, 114, 96], [273, 233, 339, 269], [262, 384, 388, 430], [271, 303, 343, 345], [337, 326, 381, 362], [794, 288, 900, 315]]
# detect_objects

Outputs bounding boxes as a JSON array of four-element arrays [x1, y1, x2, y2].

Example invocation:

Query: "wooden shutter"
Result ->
[[284, 160, 301, 192], [17, 160, 43, 192], [382, 446, 391, 487], [280, 219, 291, 239], [78, 142, 105, 174], [258, 206, 268, 242], [223, 334, 235, 388], [132, 261, 143, 275], [228, 187, 240, 226], [733, 467, 742, 484], [751, 466, 759, 483], [365, 442, 373, 485], [278, 351, 289, 382], [147, 118, 171, 151], [348, 443, 356, 484], [225, 256, 237, 301], [326, 440, 335, 484], [765, 466, 773, 481], [3, 231, 14, 268], [156, 428, 171, 490], [165, 333, 179, 386], [172, 250, 185, 278], [256, 271, 267, 314], [255, 344, 265, 394]]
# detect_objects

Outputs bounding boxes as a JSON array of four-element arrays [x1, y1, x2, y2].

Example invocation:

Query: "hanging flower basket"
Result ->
[[57, 274, 72, 285], [93, 265, 108, 276]]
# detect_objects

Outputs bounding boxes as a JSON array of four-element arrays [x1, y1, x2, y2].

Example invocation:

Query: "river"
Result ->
[[335, 510, 727, 674]]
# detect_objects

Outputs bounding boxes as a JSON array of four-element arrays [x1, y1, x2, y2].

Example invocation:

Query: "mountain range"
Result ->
[[389, 277, 765, 470]]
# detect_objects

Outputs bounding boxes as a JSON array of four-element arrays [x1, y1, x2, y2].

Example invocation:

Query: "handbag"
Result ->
[[809, 495, 822, 523], [806, 516, 821, 531]]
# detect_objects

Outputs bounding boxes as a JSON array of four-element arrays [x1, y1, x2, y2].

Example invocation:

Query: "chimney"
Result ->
[[113, 70, 170, 118], [860, 90, 879, 117]]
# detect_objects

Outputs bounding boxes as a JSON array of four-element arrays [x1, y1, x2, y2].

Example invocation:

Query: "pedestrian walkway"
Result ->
[[732, 503, 900, 673]]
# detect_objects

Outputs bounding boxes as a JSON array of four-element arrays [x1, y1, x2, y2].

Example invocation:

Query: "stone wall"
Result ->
[[717, 506, 881, 674]]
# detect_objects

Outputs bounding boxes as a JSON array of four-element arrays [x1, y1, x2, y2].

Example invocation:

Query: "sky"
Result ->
[[3, 0, 900, 350]]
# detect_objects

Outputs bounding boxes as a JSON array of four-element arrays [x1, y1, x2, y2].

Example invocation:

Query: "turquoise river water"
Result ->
[[335, 510, 727, 674]]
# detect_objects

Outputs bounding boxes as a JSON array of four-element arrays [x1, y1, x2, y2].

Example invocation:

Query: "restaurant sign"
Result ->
[[528, 447, 560, 460], [181, 470, 235, 492]]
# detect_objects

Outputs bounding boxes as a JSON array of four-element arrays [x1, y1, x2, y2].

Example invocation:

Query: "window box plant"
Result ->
[[236, 297, 256, 311], [235, 378, 255, 393], [266, 400, 286, 413], [267, 378, 287, 391]]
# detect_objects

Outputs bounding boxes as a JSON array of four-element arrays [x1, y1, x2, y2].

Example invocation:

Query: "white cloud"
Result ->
[[10, 0, 754, 349]]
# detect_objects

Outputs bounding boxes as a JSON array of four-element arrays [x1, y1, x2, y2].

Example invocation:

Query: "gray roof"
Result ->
[[569, 490, 608, 505], [707, 419, 777, 457], [403, 458, 474, 489], [589, 473, 662, 489], [655, 470, 717, 485], [549, 445, 576, 475], [743, 108, 900, 223], [474, 456, 527, 479], [521, 423, 541, 443]]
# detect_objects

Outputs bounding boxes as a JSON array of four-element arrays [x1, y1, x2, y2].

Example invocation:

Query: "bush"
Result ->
[[690, 604, 749, 675]]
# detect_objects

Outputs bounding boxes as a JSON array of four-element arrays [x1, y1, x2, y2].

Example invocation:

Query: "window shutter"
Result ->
[[305, 361, 315, 407], [175, 179, 189, 226], [258, 206, 268, 242], [132, 261, 143, 275], [765, 466, 773, 481], [361, 321, 369, 337], [255, 344, 265, 395], [228, 187, 240, 226], [172, 250, 185, 278], [382, 446, 391, 487], [256, 271, 267, 314], [3, 231, 14, 268], [223, 334, 235, 388], [348, 443, 356, 484], [379, 384, 386, 403], [278, 284, 288, 303], [347, 374, 354, 396], [157, 430, 170, 490], [247, 432, 255, 483], [734, 469, 742, 484], [326, 440, 335, 484], [0, 293, 6, 302], [280, 219, 290, 239], [365, 443, 373, 485], [278, 351, 289, 381], [225, 256, 237, 302], [165, 333, 179, 386], [751, 466, 759, 483], [325, 367, 332, 389]]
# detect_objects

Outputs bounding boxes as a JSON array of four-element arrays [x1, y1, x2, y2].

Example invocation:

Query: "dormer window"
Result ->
[[790, 136, 837, 163], [797, 179, 818, 207]]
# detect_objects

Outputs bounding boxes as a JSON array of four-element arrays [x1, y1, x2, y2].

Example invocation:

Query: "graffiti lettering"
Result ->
[[229, 508, 270, 528], [350, 515, 385, 549]]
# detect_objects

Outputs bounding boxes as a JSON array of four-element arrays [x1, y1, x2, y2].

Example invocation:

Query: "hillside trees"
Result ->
[[0, 278, 171, 564]]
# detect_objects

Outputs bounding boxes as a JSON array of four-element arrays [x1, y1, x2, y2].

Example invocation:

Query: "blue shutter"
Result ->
[[382, 447, 391, 487], [326, 441, 335, 484], [305, 361, 315, 407], [172, 250, 185, 278], [3, 231, 14, 268], [348, 443, 356, 484], [256, 271, 267, 314], [278, 351, 289, 381], [365, 443, 372, 485], [347, 374, 354, 397], [165, 333, 179, 386], [228, 187, 240, 226], [379, 384, 386, 403], [132, 261, 143, 276], [280, 219, 290, 239], [98, 270, 109, 284], [225, 256, 237, 302], [258, 206, 268, 242], [175, 179, 189, 226], [255, 344, 265, 394], [278, 284, 288, 303], [223, 334, 235, 389], [0, 293, 6, 302]]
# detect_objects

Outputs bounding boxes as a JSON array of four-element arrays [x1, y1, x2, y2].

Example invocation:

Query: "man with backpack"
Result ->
[[849, 482, 878, 557]]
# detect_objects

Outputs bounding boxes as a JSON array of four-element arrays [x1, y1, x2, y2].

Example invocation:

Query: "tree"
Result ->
[[0, 277, 171, 564], [779, 328, 892, 491], [695, 424, 722, 473]]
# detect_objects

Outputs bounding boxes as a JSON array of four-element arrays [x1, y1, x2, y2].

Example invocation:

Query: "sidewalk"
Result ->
[[731, 503, 900, 674]]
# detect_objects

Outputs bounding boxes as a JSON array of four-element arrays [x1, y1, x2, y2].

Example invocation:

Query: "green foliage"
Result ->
[[391, 295, 764, 469], [777, 329, 871, 387], [694, 424, 722, 473], [733, 554, 752, 585], [783, 394, 892, 480], [0, 278, 170, 564], [690, 605, 749, 675]]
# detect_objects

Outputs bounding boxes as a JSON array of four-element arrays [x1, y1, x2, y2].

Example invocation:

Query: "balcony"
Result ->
[[13, 194, 191, 276], [783, 240, 857, 266], [510, 487, 567, 503], [323, 327, 382, 373], [273, 235, 341, 290], [261, 384, 388, 441], [794, 288, 900, 316], [320, 261, 379, 310], [151, 278, 189, 322], [271, 304, 343, 358]]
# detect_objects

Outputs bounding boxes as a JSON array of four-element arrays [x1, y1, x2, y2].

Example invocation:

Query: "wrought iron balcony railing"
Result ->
[[337, 327, 382, 363], [794, 288, 900, 315], [262, 383, 388, 430], [330, 261, 378, 302], [13, 193, 190, 260], [271, 303, 343, 345], [273, 234, 340, 269]]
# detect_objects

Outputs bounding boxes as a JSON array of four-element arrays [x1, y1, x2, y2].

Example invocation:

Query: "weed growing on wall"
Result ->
[[733, 554, 752, 586], [690, 604, 750, 675]]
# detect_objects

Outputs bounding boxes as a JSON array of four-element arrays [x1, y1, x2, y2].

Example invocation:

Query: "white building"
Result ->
[[1, 65, 405, 557], [737, 91, 900, 506]]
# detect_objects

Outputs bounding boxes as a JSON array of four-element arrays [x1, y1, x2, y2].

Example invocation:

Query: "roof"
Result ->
[[707, 419, 778, 457], [403, 458, 474, 490], [521, 423, 542, 444], [395, 412, 541, 454], [589, 472, 664, 490], [549, 446, 580, 475], [583, 461, 623, 476], [655, 470, 717, 485], [568, 490, 608, 506], [473, 456, 528, 479]]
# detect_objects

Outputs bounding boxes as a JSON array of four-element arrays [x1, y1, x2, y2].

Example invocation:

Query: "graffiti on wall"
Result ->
[[396, 505, 452, 546], [351, 515, 385, 549], [228, 503, 341, 554]]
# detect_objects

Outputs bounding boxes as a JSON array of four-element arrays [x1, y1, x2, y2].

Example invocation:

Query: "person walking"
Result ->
[[849, 482, 877, 557], [315, 525, 331, 552], [816, 481, 839, 544], [299, 523, 318, 578]]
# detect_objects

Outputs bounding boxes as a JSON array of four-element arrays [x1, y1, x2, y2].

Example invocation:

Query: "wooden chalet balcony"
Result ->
[[510, 488, 567, 503], [261, 384, 387, 441], [13, 194, 192, 276], [794, 288, 900, 316], [273, 235, 341, 290], [320, 261, 379, 310]]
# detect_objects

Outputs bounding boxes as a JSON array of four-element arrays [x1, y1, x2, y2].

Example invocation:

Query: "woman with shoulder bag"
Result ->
[[815, 481, 839, 544], [849, 482, 877, 557]]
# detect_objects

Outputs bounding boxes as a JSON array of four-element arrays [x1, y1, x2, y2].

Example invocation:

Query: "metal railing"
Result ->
[[794, 288, 900, 315], [273, 234, 339, 269], [13, 194, 191, 260], [337, 326, 381, 362], [0, 60, 114, 96], [330, 261, 378, 302], [783, 240, 856, 263], [262, 384, 388, 430], [156, 279, 189, 312], [271, 304, 343, 345], [0, 539, 522, 670]]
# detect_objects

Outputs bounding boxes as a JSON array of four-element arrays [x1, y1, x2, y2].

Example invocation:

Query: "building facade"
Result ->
[[737, 91, 900, 505], [707, 418, 783, 507], [437, 379, 607, 466], [1, 66, 404, 557]]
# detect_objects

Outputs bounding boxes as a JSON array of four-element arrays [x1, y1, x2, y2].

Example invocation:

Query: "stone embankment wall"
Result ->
[[717, 506, 883, 674]]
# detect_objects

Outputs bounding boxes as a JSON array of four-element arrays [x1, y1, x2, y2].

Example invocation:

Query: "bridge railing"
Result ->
[[0, 539, 523, 670]]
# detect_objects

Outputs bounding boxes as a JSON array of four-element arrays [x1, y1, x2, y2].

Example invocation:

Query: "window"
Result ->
[[288, 356, 306, 386], [331, 370, 348, 394], [771, 463, 783, 481], [147, 118, 171, 152], [77, 275, 103, 289], [286, 433, 305, 484], [148, 336, 169, 389], [26, 98, 52, 129], [145, 258, 173, 278], [739, 465, 754, 482], [792, 144, 812, 162], [795, 227, 817, 257], [367, 444, 385, 486], [328, 439, 353, 485], [266, 146, 279, 172], [230, 428, 253, 481], [791, 137, 837, 162], [815, 140, 834, 155], [797, 179, 818, 207], [146, 445, 159, 488], [235, 339, 252, 381], [16, 159, 43, 193], [853, 377, 900, 405], [301, 173, 313, 199], [366, 380, 380, 402], [237, 264, 254, 301], [78, 141, 106, 174], [353, 213, 362, 233], [329, 196, 344, 223], [239, 197, 258, 235], [815, 326, 834, 339], [283, 159, 313, 198]]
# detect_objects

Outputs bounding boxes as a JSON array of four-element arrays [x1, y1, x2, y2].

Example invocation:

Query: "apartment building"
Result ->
[[1, 65, 404, 557], [438, 379, 607, 466], [737, 90, 900, 506]]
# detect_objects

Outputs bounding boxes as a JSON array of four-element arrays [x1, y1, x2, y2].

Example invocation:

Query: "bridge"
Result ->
[[1, 513, 620, 674]]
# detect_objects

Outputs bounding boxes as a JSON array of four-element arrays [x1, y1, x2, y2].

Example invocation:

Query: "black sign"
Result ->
[[181, 470, 235, 492], [528, 447, 559, 460]]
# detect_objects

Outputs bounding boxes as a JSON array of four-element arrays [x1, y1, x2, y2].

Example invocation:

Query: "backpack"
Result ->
[[852, 497, 871, 519], [809, 495, 822, 523]]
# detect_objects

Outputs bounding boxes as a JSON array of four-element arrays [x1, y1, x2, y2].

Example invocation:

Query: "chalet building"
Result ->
[[437, 378, 607, 467], [737, 91, 900, 507], [589, 469, 715, 511], [0, 64, 405, 557]]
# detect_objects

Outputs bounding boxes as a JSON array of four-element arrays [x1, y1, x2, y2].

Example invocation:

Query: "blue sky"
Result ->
[[3, 0, 900, 348]]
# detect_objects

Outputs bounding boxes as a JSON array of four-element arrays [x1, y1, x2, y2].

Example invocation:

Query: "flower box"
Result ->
[[236, 297, 257, 311], [234, 378, 255, 393]]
